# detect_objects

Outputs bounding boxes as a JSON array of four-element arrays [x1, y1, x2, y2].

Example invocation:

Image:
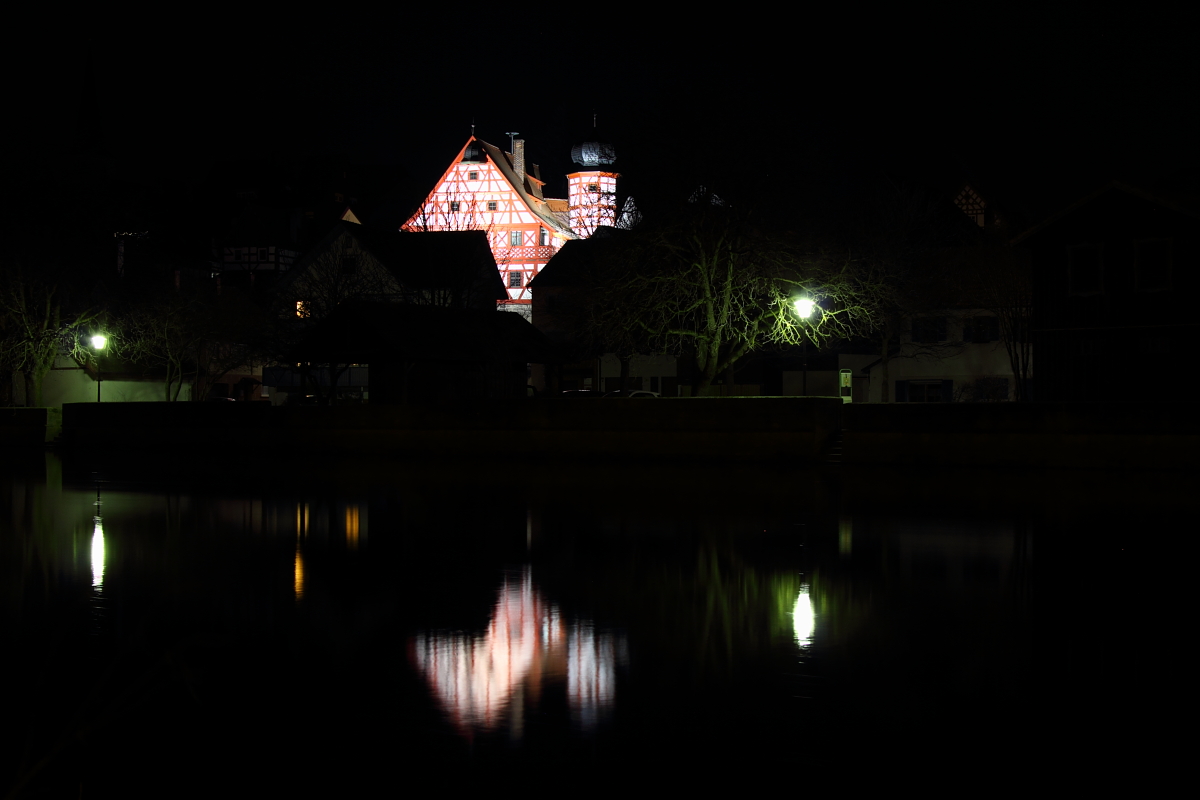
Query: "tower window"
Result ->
[[587, 184, 599, 192], [509, 272, 523, 288]]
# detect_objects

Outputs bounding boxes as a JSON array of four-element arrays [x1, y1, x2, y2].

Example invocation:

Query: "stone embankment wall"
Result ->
[[36, 400, 1200, 469], [56, 397, 842, 462], [841, 403, 1200, 469]]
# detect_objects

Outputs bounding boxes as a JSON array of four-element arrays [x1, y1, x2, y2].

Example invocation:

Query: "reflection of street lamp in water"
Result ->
[[91, 488, 105, 589], [91, 335, 107, 402]]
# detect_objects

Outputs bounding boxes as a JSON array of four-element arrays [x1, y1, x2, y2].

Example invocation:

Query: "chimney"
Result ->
[[513, 139, 526, 184]]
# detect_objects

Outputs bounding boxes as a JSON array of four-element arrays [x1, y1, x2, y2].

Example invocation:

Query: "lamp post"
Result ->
[[91, 335, 107, 402], [793, 298, 814, 396]]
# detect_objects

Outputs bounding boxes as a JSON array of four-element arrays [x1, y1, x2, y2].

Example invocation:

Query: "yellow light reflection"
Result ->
[[91, 517, 105, 589], [294, 547, 305, 600], [345, 506, 360, 550], [793, 583, 815, 648]]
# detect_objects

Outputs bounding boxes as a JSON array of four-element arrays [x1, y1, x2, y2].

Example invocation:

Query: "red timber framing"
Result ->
[[403, 137, 577, 304], [567, 171, 619, 238]]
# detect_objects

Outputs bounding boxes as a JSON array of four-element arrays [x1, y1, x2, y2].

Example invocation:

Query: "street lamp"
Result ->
[[91, 335, 107, 402]]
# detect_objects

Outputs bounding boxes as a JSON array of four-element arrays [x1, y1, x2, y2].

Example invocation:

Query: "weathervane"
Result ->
[[506, 131, 519, 152]]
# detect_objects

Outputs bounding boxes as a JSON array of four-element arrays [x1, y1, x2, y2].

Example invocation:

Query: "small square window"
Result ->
[[468, 171, 479, 180], [487, 201, 497, 211], [509, 272, 523, 288], [450, 201, 460, 212], [510, 231, 521, 247]]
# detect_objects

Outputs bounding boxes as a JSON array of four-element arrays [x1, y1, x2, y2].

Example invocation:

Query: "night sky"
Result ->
[[9, 13, 1196, 222]]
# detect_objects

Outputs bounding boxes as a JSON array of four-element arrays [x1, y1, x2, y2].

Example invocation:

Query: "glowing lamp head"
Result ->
[[90, 334, 107, 350], [794, 298, 814, 319]]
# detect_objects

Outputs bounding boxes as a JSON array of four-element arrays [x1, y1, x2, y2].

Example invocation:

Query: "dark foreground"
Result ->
[[2, 451, 1178, 796]]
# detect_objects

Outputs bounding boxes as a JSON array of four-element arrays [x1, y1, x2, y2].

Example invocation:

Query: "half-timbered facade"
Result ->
[[403, 137, 580, 309]]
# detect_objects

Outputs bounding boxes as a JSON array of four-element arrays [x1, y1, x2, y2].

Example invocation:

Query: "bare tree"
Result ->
[[0, 263, 96, 406], [964, 231, 1034, 401], [586, 192, 890, 394]]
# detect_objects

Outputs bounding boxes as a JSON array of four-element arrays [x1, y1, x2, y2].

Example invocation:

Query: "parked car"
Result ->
[[559, 390, 605, 398], [602, 390, 660, 398]]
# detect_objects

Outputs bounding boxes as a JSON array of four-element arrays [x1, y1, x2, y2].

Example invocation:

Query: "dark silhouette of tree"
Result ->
[[585, 191, 889, 393]]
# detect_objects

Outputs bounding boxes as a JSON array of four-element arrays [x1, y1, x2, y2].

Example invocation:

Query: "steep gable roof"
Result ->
[[1011, 181, 1200, 245], [293, 301, 565, 364], [277, 221, 505, 305], [472, 138, 575, 237]]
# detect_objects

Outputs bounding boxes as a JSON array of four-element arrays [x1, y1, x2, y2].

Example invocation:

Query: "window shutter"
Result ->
[[895, 380, 908, 402], [941, 380, 954, 403]]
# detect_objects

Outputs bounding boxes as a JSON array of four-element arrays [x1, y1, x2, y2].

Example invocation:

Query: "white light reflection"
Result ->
[[91, 516, 105, 589], [793, 583, 815, 649], [410, 567, 617, 738]]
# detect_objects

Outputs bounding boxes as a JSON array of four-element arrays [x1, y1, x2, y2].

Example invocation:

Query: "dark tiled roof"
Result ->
[[528, 229, 632, 289], [292, 302, 566, 364], [475, 139, 576, 238]]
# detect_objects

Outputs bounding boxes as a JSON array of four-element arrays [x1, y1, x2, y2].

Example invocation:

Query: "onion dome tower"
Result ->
[[567, 131, 618, 238]]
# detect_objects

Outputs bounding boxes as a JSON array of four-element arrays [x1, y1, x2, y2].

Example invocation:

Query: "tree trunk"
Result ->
[[23, 371, 37, 407]]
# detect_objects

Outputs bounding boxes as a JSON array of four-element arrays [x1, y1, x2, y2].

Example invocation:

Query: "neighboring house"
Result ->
[[527, 231, 680, 394], [1014, 181, 1199, 402], [274, 220, 504, 319], [263, 221, 507, 403], [402, 133, 620, 314], [860, 311, 1022, 402], [283, 301, 563, 402]]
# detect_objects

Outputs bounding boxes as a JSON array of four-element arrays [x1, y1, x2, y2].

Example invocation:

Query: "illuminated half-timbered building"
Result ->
[[403, 135, 619, 314]]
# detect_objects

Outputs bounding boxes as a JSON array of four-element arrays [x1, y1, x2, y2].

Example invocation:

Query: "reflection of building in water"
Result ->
[[884, 520, 1025, 592], [410, 567, 617, 737]]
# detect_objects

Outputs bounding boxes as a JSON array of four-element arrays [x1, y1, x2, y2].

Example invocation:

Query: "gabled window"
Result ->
[[468, 171, 479, 181], [487, 201, 498, 211], [1068, 244, 1103, 295]]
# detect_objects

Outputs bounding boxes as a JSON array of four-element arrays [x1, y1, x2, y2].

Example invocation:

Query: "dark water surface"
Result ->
[[2, 451, 1177, 796]]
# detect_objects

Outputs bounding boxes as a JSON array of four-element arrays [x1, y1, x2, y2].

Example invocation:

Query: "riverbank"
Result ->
[[5, 398, 1197, 469]]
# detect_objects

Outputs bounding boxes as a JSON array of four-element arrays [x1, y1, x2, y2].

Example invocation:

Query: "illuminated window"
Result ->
[[450, 201, 460, 212], [468, 171, 478, 180], [296, 301, 310, 318], [509, 272, 522, 288], [487, 201, 497, 211], [510, 230, 521, 246]]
